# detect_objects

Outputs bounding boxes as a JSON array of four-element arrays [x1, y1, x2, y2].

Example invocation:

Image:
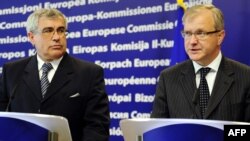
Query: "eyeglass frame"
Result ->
[[181, 30, 221, 40], [32, 27, 68, 38]]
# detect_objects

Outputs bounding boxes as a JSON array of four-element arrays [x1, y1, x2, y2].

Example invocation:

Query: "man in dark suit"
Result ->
[[0, 8, 110, 141], [151, 4, 250, 122]]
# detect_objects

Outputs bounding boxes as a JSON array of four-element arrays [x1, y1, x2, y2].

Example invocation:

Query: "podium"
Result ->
[[120, 118, 250, 141], [0, 112, 72, 141]]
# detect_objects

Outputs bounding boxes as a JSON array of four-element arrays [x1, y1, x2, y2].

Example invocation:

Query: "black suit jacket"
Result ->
[[151, 56, 250, 122], [0, 53, 110, 141]]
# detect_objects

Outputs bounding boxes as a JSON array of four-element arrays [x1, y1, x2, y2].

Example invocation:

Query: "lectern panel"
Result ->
[[0, 117, 49, 141]]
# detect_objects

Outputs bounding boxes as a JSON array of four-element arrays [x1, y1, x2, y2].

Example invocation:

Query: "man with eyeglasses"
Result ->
[[0, 8, 110, 141], [151, 4, 250, 122]]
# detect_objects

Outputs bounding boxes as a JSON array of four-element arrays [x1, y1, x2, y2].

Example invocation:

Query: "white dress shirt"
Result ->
[[37, 55, 63, 83], [193, 52, 222, 95]]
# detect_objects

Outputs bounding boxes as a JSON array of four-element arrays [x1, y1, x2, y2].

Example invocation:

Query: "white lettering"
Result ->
[[134, 58, 170, 69], [96, 5, 162, 20], [73, 45, 108, 55], [127, 21, 174, 33], [105, 76, 157, 87], [110, 112, 129, 119], [111, 40, 149, 52], [130, 110, 150, 118], [164, 2, 178, 12], [44, 0, 86, 9], [0, 21, 26, 30], [135, 93, 154, 103], [88, 0, 119, 4], [0, 51, 25, 60], [0, 4, 42, 15], [66, 31, 81, 39], [151, 39, 174, 49], [28, 49, 36, 56], [108, 93, 132, 104], [82, 27, 126, 38], [67, 14, 95, 24], [0, 35, 29, 44], [95, 59, 132, 70], [109, 127, 123, 136]]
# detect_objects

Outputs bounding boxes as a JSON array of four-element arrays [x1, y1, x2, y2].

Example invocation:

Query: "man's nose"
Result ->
[[51, 31, 60, 40], [189, 34, 198, 44]]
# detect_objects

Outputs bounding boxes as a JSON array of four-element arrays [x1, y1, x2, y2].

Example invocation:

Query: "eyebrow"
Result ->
[[184, 29, 211, 32], [41, 26, 66, 30], [42, 26, 66, 29]]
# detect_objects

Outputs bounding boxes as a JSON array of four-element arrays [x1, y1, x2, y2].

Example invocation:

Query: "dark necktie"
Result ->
[[199, 67, 211, 118], [41, 63, 53, 98]]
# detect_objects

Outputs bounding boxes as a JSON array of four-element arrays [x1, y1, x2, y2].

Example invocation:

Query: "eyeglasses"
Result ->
[[181, 30, 221, 40], [33, 27, 68, 38]]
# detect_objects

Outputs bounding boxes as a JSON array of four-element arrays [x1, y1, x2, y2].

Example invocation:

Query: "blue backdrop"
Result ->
[[0, 0, 249, 141]]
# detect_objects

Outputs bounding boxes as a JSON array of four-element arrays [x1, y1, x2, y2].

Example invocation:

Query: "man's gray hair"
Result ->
[[182, 4, 224, 30], [26, 8, 67, 33]]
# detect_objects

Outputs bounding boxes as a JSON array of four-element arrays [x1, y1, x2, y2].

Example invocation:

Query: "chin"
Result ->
[[188, 54, 201, 60], [189, 57, 200, 62], [51, 52, 65, 59]]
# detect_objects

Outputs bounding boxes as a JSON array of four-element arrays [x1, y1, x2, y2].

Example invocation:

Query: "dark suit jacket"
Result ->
[[151, 56, 250, 122], [0, 53, 110, 141]]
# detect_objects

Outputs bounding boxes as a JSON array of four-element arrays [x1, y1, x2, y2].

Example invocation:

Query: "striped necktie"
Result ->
[[41, 63, 53, 98]]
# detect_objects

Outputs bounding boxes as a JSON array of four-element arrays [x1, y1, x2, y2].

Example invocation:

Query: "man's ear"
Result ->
[[27, 32, 35, 46], [217, 30, 225, 46]]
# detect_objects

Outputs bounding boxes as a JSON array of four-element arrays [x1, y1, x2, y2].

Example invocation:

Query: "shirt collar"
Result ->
[[193, 51, 222, 74], [37, 55, 63, 71]]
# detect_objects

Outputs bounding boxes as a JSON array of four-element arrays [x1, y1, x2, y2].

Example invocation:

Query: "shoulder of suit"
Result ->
[[223, 57, 250, 71], [4, 56, 33, 68]]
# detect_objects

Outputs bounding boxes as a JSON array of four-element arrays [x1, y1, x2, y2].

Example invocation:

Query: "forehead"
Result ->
[[184, 10, 215, 31], [38, 16, 66, 29]]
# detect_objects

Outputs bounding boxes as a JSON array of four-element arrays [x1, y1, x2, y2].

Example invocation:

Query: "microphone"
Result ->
[[5, 84, 18, 111], [192, 88, 199, 105]]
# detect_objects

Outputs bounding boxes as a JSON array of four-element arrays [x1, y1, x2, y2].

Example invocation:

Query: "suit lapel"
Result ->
[[23, 56, 42, 101], [205, 57, 234, 118], [42, 54, 74, 102], [179, 61, 201, 118]]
